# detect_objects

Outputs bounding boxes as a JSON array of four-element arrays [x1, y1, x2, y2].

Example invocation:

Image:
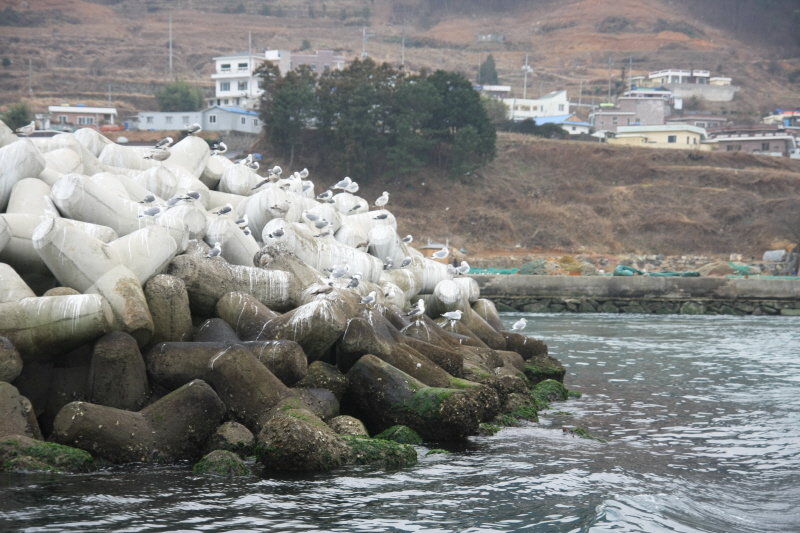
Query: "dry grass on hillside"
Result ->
[[351, 134, 800, 257]]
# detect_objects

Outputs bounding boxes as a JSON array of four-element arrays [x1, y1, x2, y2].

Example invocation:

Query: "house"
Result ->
[[590, 96, 669, 133], [208, 49, 346, 109], [48, 105, 118, 131], [476, 85, 511, 99], [706, 125, 798, 157], [136, 106, 260, 134], [534, 114, 592, 135], [607, 124, 709, 149], [633, 68, 737, 102], [503, 90, 569, 121], [763, 110, 800, 129], [666, 114, 729, 129]]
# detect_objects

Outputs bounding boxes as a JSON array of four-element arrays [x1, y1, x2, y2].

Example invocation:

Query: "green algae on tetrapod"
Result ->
[[192, 450, 250, 477], [342, 436, 417, 467], [530, 379, 571, 410], [0, 435, 94, 473], [374, 425, 424, 445]]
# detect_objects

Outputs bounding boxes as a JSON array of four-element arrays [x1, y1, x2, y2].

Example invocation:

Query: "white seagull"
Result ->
[[345, 181, 359, 194], [442, 310, 462, 327], [333, 177, 352, 190], [144, 149, 171, 162], [15, 121, 35, 136], [511, 318, 527, 332], [456, 261, 470, 275], [185, 123, 202, 135], [211, 141, 227, 155], [375, 191, 389, 208], [360, 291, 377, 307], [154, 137, 173, 149], [400, 256, 412, 268], [432, 247, 449, 259], [206, 242, 222, 258], [402, 235, 413, 244]]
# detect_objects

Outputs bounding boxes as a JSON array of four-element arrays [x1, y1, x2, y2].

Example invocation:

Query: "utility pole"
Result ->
[[168, 13, 173, 80], [108, 84, 112, 105], [361, 27, 374, 58], [628, 56, 633, 91], [28, 58, 32, 94], [579, 80, 584, 107], [607, 56, 612, 101], [522, 53, 532, 99], [401, 35, 405, 67]]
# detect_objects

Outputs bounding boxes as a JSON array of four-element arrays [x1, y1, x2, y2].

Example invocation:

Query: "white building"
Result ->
[[209, 49, 346, 110], [503, 90, 569, 121], [48, 105, 118, 131], [136, 106, 260, 135]]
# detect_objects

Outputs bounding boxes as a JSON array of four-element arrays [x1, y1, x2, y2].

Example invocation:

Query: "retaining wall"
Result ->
[[472, 275, 800, 316]]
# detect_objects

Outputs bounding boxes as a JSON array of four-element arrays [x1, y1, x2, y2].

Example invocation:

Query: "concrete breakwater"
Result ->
[[0, 122, 567, 475], [474, 275, 800, 316]]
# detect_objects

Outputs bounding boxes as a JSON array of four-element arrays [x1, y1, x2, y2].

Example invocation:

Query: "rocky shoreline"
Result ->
[[494, 297, 800, 316], [0, 123, 572, 475]]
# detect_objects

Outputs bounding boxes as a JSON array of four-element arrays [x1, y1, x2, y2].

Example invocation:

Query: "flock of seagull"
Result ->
[[131, 130, 483, 327]]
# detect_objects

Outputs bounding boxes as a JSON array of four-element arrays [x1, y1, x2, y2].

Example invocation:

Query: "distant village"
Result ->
[[29, 49, 800, 160]]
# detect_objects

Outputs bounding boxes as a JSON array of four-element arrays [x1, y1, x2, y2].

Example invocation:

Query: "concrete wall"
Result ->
[[666, 83, 739, 102]]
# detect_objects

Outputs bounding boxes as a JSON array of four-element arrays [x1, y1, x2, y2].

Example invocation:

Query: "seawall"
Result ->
[[472, 275, 800, 316]]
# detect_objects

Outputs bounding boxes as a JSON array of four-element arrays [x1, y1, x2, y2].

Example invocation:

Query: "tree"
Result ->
[[155, 79, 205, 112], [2, 57, 10, 68], [263, 65, 318, 168], [1, 101, 32, 131], [481, 95, 509, 127], [478, 54, 498, 85]]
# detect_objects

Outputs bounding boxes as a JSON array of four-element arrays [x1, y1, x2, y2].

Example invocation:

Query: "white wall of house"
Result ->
[[136, 111, 203, 131], [503, 90, 570, 121], [203, 107, 261, 134]]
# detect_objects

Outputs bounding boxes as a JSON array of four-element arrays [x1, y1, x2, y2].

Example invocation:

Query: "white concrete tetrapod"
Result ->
[[162, 135, 209, 179], [343, 209, 397, 239], [333, 223, 369, 249], [207, 190, 246, 211], [87, 264, 154, 346], [98, 142, 159, 171], [0, 139, 46, 212], [380, 268, 423, 301], [107, 224, 182, 285], [453, 276, 481, 304], [0, 263, 37, 303], [29, 133, 109, 176], [0, 217, 11, 255], [90, 173, 132, 201], [6, 178, 60, 217], [331, 191, 366, 215], [130, 166, 180, 201], [96, 172, 163, 205], [0, 119, 19, 148], [199, 154, 227, 189], [219, 164, 261, 196], [73, 127, 114, 157], [0, 213, 56, 291], [205, 216, 261, 267], [42, 148, 84, 177], [0, 294, 114, 357]]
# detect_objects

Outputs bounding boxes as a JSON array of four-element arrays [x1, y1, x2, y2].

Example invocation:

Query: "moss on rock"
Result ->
[[342, 436, 417, 468], [530, 379, 570, 410], [565, 427, 607, 443], [192, 450, 250, 476], [0, 434, 94, 473], [479, 423, 501, 436], [374, 425, 423, 445], [425, 449, 450, 456]]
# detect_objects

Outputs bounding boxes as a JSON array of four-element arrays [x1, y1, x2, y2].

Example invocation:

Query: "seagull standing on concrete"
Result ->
[[333, 177, 352, 190], [511, 317, 527, 332], [316, 190, 333, 202], [441, 310, 462, 328], [402, 235, 413, 244], [137, 206, 162, 218], [347, 273, 362, 289], [345, 181, 359, 194], [360, 291, 377, 308], [407, 300, 426, 324], [185, 123, 202, 135], [299, 168, 309, 179], [235, 214, 249, 229], [15, 121, 35, 136], [138, 194, 157, 204], [400, 256, 412, 268], [383, 257, 394, 270], [456, 261, 470, 275], [216, 203, 234, 216], [329, 264, 349, 280], [154, 137, 173, 149], [144, 148, 171, 162], [375, 191, 389, 208], [206, 242, 222, 259], [211, 141, 227, 155], [432, 247, 449, 259]]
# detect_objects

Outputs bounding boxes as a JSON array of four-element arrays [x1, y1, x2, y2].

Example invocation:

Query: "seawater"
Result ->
[[2, 313, 799, 533]]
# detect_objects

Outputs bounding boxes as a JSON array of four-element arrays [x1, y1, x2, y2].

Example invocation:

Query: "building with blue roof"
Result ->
[[531, 114, 592, 135]]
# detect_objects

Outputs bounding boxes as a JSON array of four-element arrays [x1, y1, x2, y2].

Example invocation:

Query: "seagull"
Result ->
[[14, 121, 35, 136], [314, 219, 331, 230], [154, 137, 173, 149], [211, 141, 227, 155], [185, 123, 202, 135], [269, 227, 285, 238], [383, 257, 394, 270], [303, 210, 320, 222], [355, 241, 369, 251], [375, 191, 389, 208], [456, 261, 470, 275], [270, 202, 290, 214], [359, 291, 377, 307], [206, 242, 222, 258], [184, 190, 201, 201], [432, 247, 449, 259], [165, 196, 186, 207], [374, 213, 388, 220], [235, 214, 249, 229], [311, 284, 334, 295], [137, 206, 162, 217], [138, 194, 157, 204], [271, 165, 282, 177], [447, 264, 458, 275], [347, 274, 361, 289], [236, 154, 254, 165], [511, 317, 527, 332], [345, 181, 359, 194], [329, 264, 349, 279], [144, 149, 171, 161], [243, 227, 252, 236], [400, 256, 412, 268], [442, 310, 462, 327], [247, 161, 260, 171], [402, 235, 413, 244], [216, 203, 234, 216], [299, 168, 309, 179], [349, 203, 364, 213], [333, 177, 352, 190], [316, 190, 334, 203], [251, 179, 270, 191], [302, 182, 313, 192], [407, 300, 426, 324]]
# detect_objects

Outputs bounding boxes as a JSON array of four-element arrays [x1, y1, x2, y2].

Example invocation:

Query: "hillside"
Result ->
[[2, 0, 800, 118], [351, 132, 800, 258]]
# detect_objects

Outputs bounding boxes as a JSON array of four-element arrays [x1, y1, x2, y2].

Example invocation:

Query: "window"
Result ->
[[257, 80, 263, 89], [220, 82, 230, 91], [78, 117, 94, 125], [310, 63, 316, 70], [238, 81, 248, 91], [558, 104, 565, 111], [762, 142, 770, 151], [627, 118, 631, 125], [693, 138, 697, 144], [240, 117, 246, 125], [223, 99, 229, 105], [58, 115, 67, 123], [612, 117, 618, 125], [696, 122, 706, 128], [253, 118, 259, 126], [182, 116, 189, 123], [165, 116, 172, 124], [146, 116, 153, 123], [686, 136, 690, 144], [221, 63, 231, 72], [238, 62, 248, 71], [209, 114, 217, 123], [667, 135, 677, 143]]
